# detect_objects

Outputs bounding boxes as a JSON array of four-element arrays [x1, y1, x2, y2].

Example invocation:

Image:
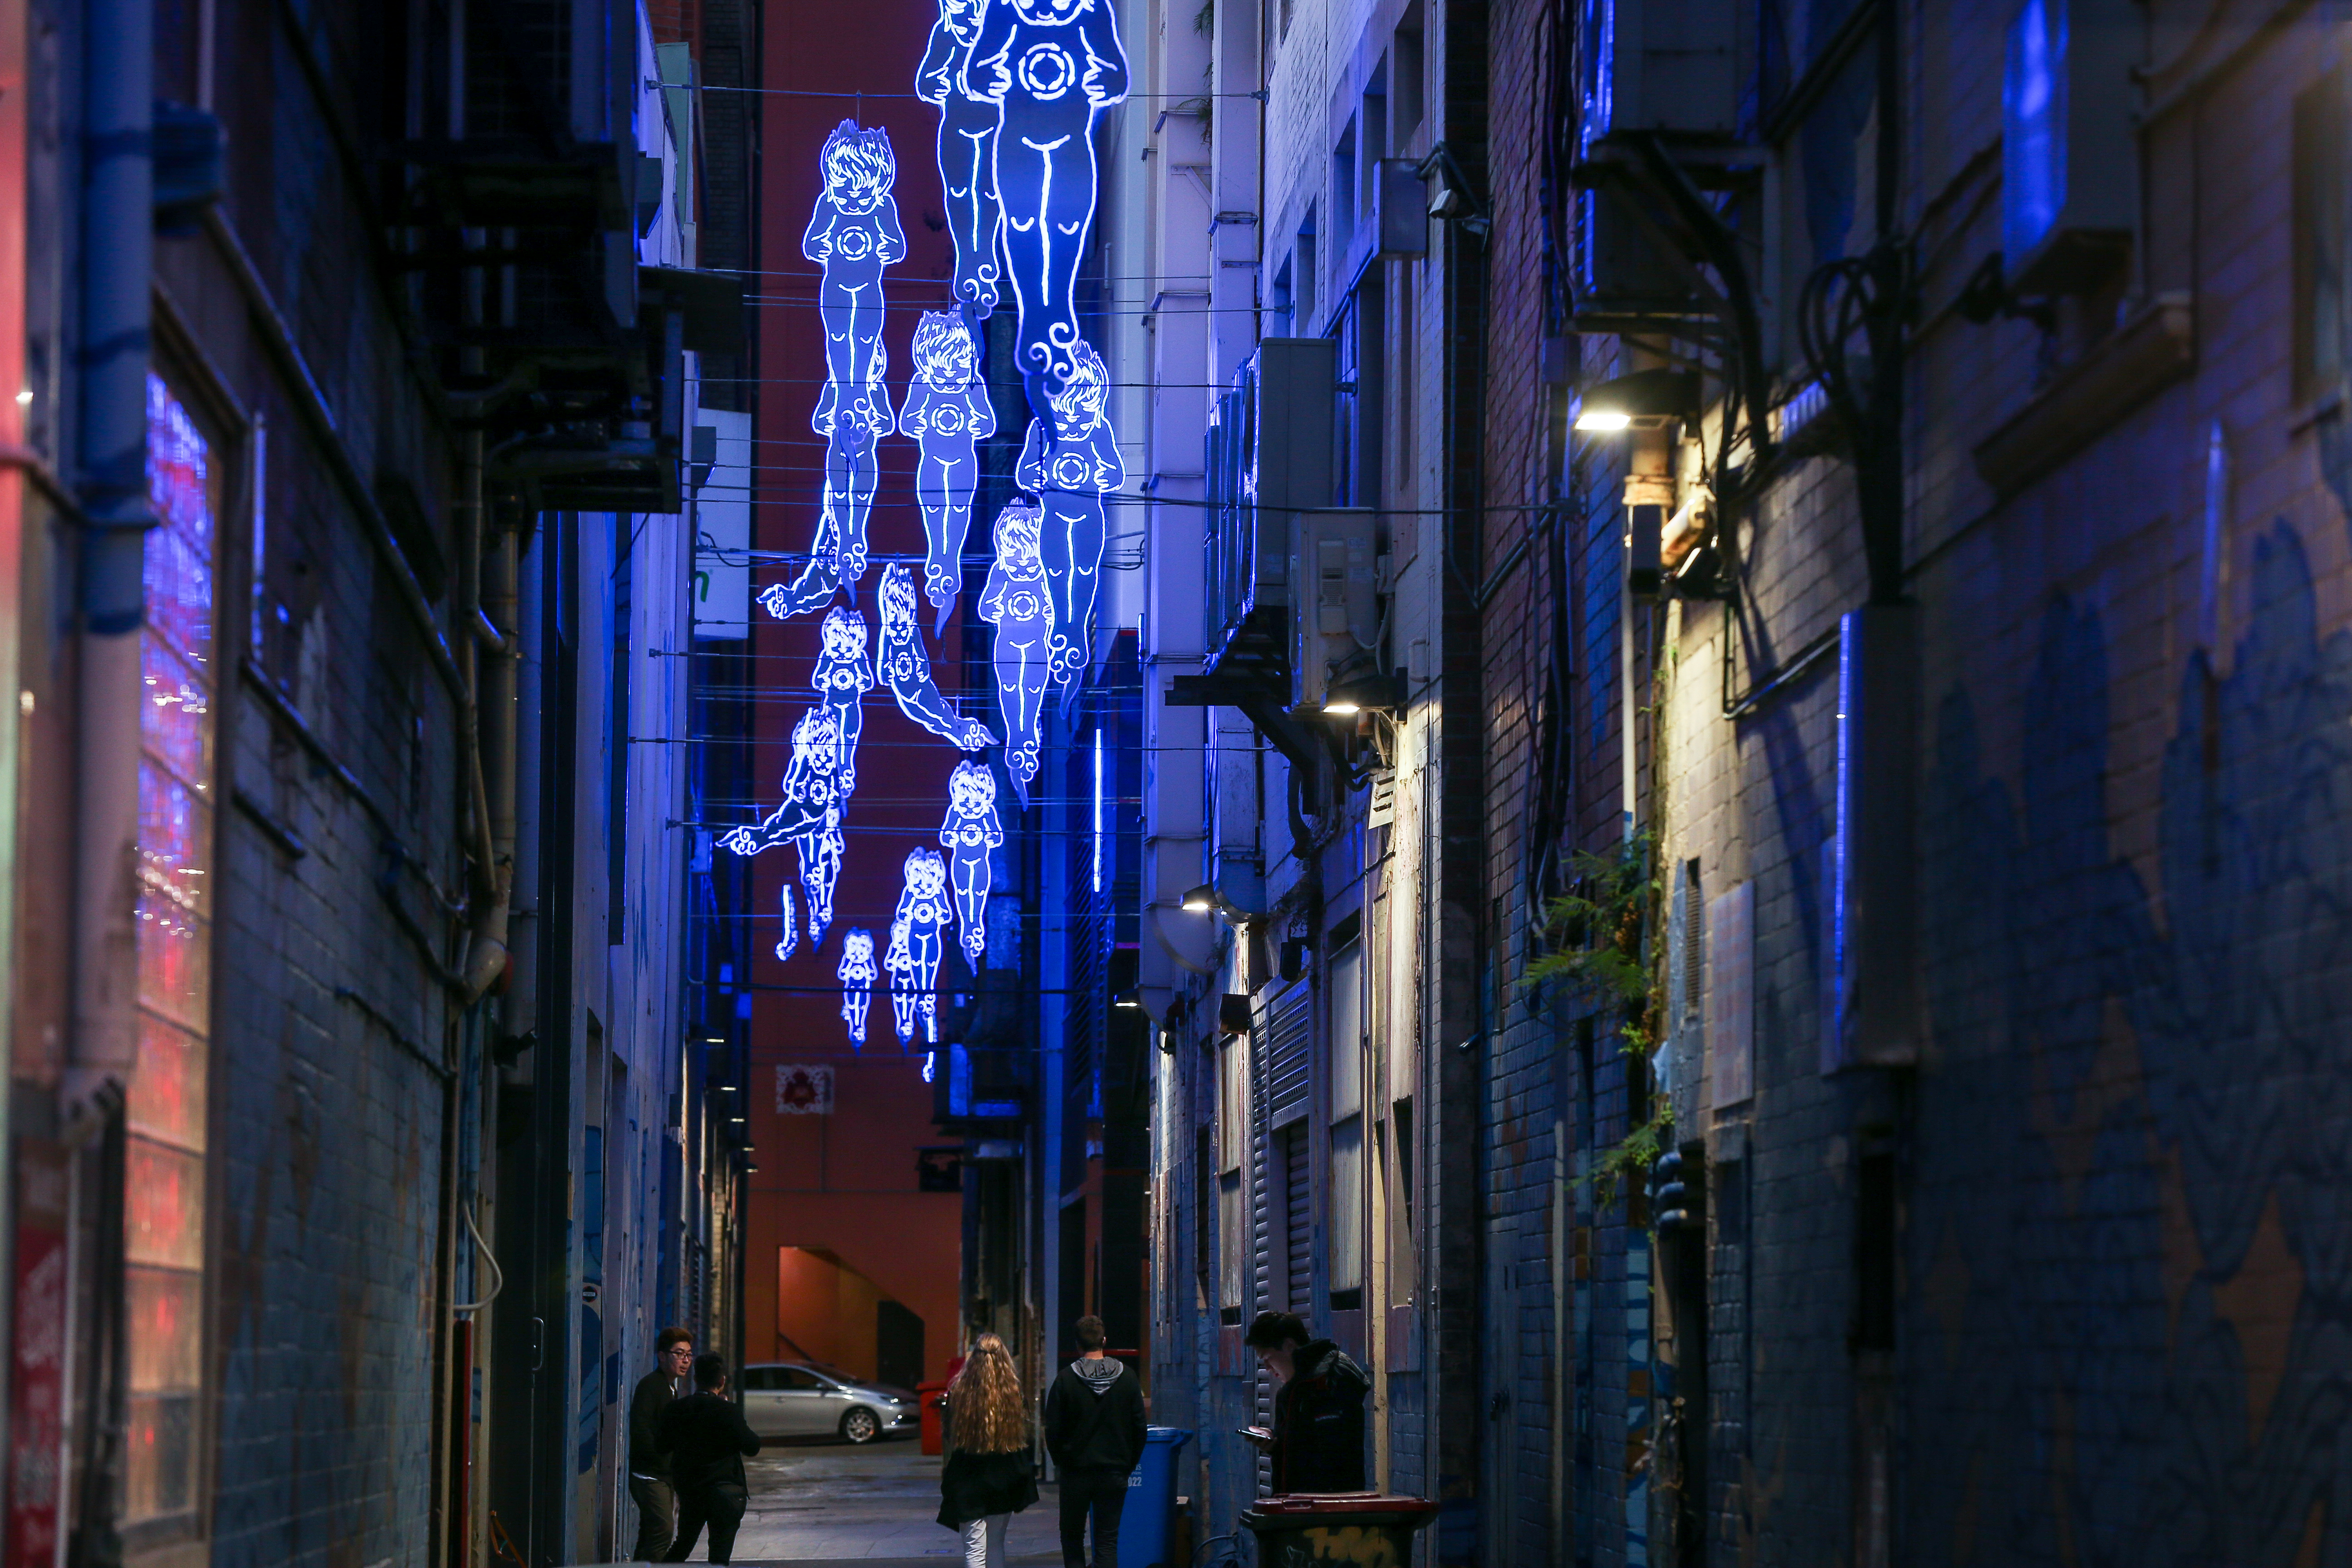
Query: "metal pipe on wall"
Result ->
[[69, 0, 152, 1108]]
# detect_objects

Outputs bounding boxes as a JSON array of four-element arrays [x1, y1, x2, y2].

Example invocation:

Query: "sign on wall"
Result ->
[[775, 1063, 838, 1115]]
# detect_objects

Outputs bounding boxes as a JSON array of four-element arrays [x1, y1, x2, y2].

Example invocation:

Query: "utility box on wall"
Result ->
[[1823, 603, 1920, 1073], [1288, 509, 1377, 710]]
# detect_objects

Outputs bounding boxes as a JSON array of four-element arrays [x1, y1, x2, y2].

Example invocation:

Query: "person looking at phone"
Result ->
[[1241, 1312, 1368, 1494]]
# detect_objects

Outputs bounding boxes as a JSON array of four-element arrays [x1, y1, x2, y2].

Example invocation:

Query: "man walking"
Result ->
[[1242, 1312, 1367, 1494], [630, 1328, 696, 1559], [1042, 1315, 1147, 1568], [660, 1353, 764, 1563]]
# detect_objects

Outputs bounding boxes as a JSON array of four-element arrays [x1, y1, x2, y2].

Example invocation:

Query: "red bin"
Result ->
[[919, 1381, 951, 1455]]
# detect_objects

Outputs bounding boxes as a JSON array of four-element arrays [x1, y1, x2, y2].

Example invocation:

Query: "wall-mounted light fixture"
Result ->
[[1321, 664, 1407, 717], [1181, 883, 1264, 926], [1573, 368, 1700, 434], [1113, 989, 1142, 1009]]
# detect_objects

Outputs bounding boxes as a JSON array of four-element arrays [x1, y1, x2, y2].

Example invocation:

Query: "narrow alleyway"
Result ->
[[617, 1442, 1064, 1565]]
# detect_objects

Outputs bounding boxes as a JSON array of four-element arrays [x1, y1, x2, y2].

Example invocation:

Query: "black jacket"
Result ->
[[1041, 1358, 1148, 1473], [937, 1446, 1039, 1528], [1269, 1340, 1368, 1494], [657, 1391, 762, 1494], [629, 1370, 682, 1478]]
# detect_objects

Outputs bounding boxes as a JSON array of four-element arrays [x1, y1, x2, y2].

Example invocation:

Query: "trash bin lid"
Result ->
[[1240, 1494, 1440, 1526], [1144, 1426, 1194, 1446]]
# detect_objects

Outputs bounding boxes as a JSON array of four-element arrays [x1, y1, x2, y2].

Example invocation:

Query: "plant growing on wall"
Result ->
[[1528, 831, 1670, 1211]]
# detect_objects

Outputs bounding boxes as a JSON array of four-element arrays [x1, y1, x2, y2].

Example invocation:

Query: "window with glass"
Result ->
[[127, 372, 219, 1528], [1328, 941, 1364, 1304]]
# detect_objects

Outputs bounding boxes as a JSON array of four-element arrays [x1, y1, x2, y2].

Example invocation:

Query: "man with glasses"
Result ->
[[631, 1328, 697, 1558]]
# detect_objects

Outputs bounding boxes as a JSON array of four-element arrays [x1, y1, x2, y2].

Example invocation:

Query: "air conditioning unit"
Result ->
[[2001, 0, 2138, 294], [1204, 338, 1336, 671], [1592, 0, 1739, 137], [1289, 509, 1378, 710]]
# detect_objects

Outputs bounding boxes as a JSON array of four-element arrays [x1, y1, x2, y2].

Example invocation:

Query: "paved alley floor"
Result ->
[[665, 1436, 1065, 1565]]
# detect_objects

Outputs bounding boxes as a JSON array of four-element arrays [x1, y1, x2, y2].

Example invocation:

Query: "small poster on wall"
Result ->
[[775, 1064, 836, 1115]]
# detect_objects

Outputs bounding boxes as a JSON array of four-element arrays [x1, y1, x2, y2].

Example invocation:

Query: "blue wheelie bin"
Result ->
[[1117, 1426, 1194, 1568]]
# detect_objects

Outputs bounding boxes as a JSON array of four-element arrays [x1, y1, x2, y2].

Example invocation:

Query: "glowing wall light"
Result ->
[[976, 499, 1052, 802], [917, 0, 1004, 316], [877, 564, 998, 750], [1013, 339, 1122, 694], [962, 0, 1129, 416], [884, 848, 953, 1045], [901, 310, 998, 633], [939, 759, 1004, 961], [813, 604, 875, 791], [837, 927, 879, 1046], [721, 706, 848, 943]]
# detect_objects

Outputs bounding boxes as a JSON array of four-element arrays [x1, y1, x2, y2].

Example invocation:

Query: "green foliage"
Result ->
[[1525, 831, 1675, 1215]]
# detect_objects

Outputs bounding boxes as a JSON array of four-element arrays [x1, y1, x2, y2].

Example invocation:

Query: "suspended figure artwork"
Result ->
[[884, 848, 953, 1045], [900, 310, 999, 633], [722, 706, 849, 945], [763, 122, 905, 621], [1014, 339, 1122, 693], [977, 500, 1053, 802], [939, 760, 1004, 961], [774, 882, 799, 963], [812, 604, 875, 793], [962, 0, 1127, 421], [837, 928, 879, 1046], [877, 564, 998, 750], [916, 0, 1003, 318]]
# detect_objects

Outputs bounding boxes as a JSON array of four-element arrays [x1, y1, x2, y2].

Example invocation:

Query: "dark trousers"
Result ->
[[664, 1483, 748, 1563], [1058, 1465, 1129, 1568], [629, 1474, 676, 1560]]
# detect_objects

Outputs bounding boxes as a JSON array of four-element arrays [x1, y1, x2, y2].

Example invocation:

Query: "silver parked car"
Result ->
[[738, 1362, 918, 1444]]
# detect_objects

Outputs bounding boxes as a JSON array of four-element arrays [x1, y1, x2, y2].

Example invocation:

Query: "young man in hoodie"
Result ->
[[1041, 1315, 1147, 1568], [1243, 1311, 1368, 1494]]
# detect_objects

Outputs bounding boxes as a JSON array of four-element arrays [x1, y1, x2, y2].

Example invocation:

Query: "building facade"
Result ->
[[0, 3, 754, 1565]]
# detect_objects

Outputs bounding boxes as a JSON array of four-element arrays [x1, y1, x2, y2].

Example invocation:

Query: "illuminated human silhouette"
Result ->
[[807, 121, 905, 582], [962, 0, 1127, 421], [1014, 339, 1122, 693], [977, 500, 1053, 802], [813, 604, 875, 793], [884, 848, 953, 1044], [721, 707, 848, 944], [900, 310, 998, 633], [758, 501, 842, 621], [939, 760, 1004, 961], [837, 927, 879, 1046], [917, 0, 1004, 317], [877, 564, 998, 750]]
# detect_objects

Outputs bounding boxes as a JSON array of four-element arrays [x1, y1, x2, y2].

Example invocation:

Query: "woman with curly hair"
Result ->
[[937, 1334, 1039, 1567]]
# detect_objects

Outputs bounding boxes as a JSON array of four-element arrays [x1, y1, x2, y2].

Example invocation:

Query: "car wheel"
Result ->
[[841, 1406, 881, 1444]]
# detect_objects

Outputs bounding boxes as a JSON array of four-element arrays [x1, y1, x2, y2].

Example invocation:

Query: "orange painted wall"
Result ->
[[746, 1031, 962, 1384]]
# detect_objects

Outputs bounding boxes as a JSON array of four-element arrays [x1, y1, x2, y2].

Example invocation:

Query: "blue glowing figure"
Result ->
[[775, 882, 800, 963], [757, 501, 842, 621], [813, 604, 875, 793], [721, 706, 848, 944], [838, 927, 879, 1046], [808, 122, 905, 583], [900, 310, 999, 633], [939, 760, 1004, 961], [1014, 339, 1122, 693], [877, 564, 998, 750], [977, 500, 1053, 803], [962, 0, 1127, 420], [917, 0, 1004, 318], [884, 848, 953, 1045]]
